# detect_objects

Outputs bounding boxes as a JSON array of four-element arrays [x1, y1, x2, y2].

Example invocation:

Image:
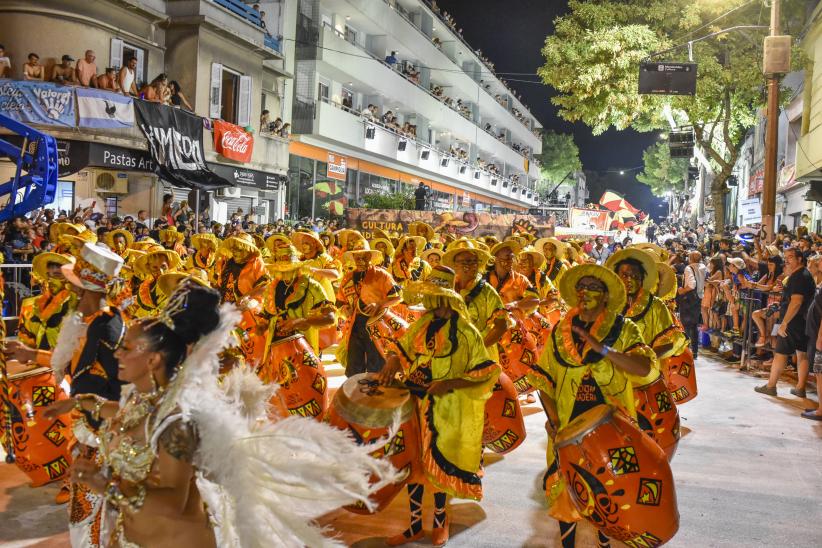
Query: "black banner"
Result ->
[[134, 100, 229, 190], [207, 162, 286, 190]]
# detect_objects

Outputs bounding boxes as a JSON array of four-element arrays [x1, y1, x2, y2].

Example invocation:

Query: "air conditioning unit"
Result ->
[[92, 170, 128, 194], [420, 150, 430, 160], [217, 186, 242, 198]]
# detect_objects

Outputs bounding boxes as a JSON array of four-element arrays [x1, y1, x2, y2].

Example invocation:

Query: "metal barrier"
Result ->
[[1, 264, 35, 322]]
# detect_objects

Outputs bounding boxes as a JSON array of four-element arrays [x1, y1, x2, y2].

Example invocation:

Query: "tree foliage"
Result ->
[[637, 141, 688, 196], [538, 0, 807, 227], [360, 189, 415, 210], [537, 130, 583, 192]]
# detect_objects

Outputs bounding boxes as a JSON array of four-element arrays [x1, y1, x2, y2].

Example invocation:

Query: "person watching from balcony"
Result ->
[[51, 54, 77, 85], [23, 53, 43, 80], [270, 117, 283, 133], [260, 110, 271, 132], [279, 122, 291, 138], [361, 103, 375, 120], [169, 80, 193, 110], [96, 67, 121, 92], [0, 45, 10, 78], [119, 56, 139, 97], [75, 50, 97, 87], [385, 51, 398, 67], [141, 73, 168, 103]]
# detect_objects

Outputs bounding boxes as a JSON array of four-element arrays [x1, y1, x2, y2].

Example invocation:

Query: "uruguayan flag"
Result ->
[[76, 87, 134, 128]]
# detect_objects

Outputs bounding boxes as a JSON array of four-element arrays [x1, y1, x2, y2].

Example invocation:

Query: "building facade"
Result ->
[[287, 0, 544, 219], [0, 0, 295, 224]]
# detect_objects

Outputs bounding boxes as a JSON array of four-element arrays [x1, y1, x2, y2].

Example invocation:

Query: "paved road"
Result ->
[[2, 355, 821, 547]]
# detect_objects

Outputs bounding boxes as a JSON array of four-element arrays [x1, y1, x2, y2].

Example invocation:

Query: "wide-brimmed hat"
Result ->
[[421, 248, 444, 264], [518, 246, 545, 269], [408, 221, 435, 241], [559, 264, 626, 312], [157, 270, 209, 297], [130, 239, 158, 252], [403, 266, 467, 317], [134, 247, 183, 277], [266, 236, 306, 273], [62, 243, 124, 292], [765, 244, 781, 257], [49, 222, 85, 244], [371, 227, 392, 242], [291, 230, 325, 254], [32, 252, 74, 283], [395, 235, 426, 257], [370, 238, 395, 258], [159, 227, 185, 245], [61, 231, 98, 257], [190, 233, 220, 251], [342, 241, 383, 267], [633, 242, 669, 261], [505, 234, 528, 248], [442, 238, 491, 270], [605, 248, 658, 293], [104, 228, 134, 250], [727, 257, 745, 270], [222, 233, 260, 256], [535, 237, 567, 259], [490, 239, 521, 257], [335, 229, 366, 251], [656, 261, 677, 301]]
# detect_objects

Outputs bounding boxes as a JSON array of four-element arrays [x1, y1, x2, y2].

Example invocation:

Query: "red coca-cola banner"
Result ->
[[213, 119, 254, 163]]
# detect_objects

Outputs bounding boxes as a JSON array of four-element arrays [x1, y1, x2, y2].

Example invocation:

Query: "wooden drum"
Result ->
[[633, 376, 681, 461], [259, 334, 328, 420], [2, 365, 73, 486], [497, 317, 539, 395], [365, 308, 409, 359], [482, 372, 526, 454], [326, 373, 420, 514], [556, 404, 679, 546], [663, 348, 698, 405]]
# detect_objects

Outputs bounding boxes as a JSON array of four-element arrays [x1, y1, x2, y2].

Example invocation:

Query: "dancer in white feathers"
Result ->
[[45, 279, 400, 547]]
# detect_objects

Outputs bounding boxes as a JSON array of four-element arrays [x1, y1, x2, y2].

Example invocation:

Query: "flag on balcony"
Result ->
[[76, 87, 134, 128]]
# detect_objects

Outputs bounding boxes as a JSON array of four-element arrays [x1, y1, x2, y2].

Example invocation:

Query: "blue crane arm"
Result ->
[[0, 113, 58, 221]]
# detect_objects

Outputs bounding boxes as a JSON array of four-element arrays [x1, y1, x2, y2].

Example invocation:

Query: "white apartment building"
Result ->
[[0, 0, 296, 224], [287, 0, 544, 219]]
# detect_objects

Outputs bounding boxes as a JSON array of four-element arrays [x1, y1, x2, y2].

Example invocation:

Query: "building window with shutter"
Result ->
[[210, 63, 252, 126], [110, 38, 146, 89]]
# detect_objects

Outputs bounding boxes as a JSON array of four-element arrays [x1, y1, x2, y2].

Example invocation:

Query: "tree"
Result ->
[[537, 130, 583, 194], [637, 141, 688, 196], [360, 189, 415, 210], [538, 0, 806, 229]]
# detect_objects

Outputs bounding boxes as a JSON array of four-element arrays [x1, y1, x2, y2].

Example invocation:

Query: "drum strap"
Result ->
[[463, 277, 486, 306], [551, 315, 625, 367]]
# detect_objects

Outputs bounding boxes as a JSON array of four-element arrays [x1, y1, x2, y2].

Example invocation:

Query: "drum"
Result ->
[[366, 308, 409, 359], [3, 365, 73, 486], [633, 376, 681, 461], [497, 317, 539, 395], [483, 372, 526, 454], [663, 348, 698, 405], [556, 404, 679, 546], [522, 310, 552, 355], [259, 334, 328, 420], [237, 308, 267, 369], [326, 373, 420, 514]]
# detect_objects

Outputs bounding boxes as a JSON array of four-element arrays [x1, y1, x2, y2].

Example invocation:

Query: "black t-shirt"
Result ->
[[780, 267, 816, 334], [805, 283, 822, 340]]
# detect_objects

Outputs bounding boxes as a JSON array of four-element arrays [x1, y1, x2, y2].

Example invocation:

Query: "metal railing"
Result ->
[[1, 263, 34, 322], [211, 0, 262, 26]]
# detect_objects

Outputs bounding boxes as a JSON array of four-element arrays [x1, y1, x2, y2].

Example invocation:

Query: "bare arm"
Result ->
[[572, 325, 651, 378]]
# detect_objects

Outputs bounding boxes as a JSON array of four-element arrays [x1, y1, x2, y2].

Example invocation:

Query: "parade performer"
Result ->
[[159, 226, 188, 258], [6, 243, 126, 547], [336, 242, 402, 376], [17, 252, 76, 350], [214, 233, 269, 304], [49, 223, 92, 255], [256, 237, 334, 418], [391, 235, 431, 323], [103, 229, 134, 259], [379, 266, 500, 546], [43, 281, 400, 547], [528, 264, 656, 548], [421, 248, 443, 268], [517, 246, 558, 345], [372, 237, 395, 269], [186, 233, 220, 281], [291, 230, 341, 352], [130, 246, 183, 318]]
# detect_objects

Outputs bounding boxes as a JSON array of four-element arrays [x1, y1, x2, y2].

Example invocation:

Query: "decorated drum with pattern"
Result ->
[[663, 348, 698, 405], [482, 372, 526, 454], [259, 334, 328, 420], [633, 376, 681, 461]]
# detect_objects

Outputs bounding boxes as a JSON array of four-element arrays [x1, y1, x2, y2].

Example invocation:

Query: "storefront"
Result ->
[[207, 162, 288, 224]]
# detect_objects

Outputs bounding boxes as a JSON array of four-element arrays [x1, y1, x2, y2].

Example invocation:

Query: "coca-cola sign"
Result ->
[[213, 119, 254, 163]]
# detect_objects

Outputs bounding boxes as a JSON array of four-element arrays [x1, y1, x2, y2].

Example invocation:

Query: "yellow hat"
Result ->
[[222, 233, 260, 256], [403, 266, 468, 317], [32, 252, 74, 283], [291, 230, 326, 254], [408, 221, 435, 241], [371, 227, 392, 242], [656, 261, 677, 301], [62, 231, 99, 257], [104, 228, 134, 250], [421, 248, 444, 264], [518, 246, 545, 269], [342, 241, 383, 267], [157, 271, 209, 297], [535, 237, 567, 259], [130, 239, 158, 252], [159, 227, 185, 246], [395, 235, 426, 257], [335, 228, 366, 251], [370, 238, 395, 258], [633, 242, 669, 262], [250, 233, 266, 251], [490, 239, 521, 257], [266, 237, 306, 273], [49, 222, 85, 244], [134, 248, 183, 278], [190, 233, 220, 251], [605, 248, 659, 293], [559, 264, 626, 312], [442, 238, 491, 270]]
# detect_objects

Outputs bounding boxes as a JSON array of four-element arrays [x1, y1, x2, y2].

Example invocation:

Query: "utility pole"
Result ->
[[762, 0, 782, 243]]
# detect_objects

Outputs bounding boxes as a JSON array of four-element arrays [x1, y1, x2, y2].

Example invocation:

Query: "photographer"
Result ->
[[414, 182, 430, 211]]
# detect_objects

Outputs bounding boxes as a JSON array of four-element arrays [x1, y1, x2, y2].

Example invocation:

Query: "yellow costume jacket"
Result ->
[[18, 290, 76, 349], [456, 275, 510, 361], [260, 276, 333, 355]]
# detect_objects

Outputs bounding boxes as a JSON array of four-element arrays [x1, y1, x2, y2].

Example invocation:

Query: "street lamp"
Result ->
[[619, 170, 625, 175]]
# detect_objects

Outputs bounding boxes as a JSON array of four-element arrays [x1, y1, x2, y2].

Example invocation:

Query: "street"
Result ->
[[1, 354, 821, 547]]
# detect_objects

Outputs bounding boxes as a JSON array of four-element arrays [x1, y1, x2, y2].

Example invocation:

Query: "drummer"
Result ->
[[214, 233, 269, 304], [536, 237, 569, 285], [336, 242, 401, 377], [18, 252, 76, 350], [130, 246, 183, 318], [379, 266, 499, 547], [291, 229, 341, 304], [390, 235, 431, 285], [186, 233, 220, 280], [528, 264, 655, 548]]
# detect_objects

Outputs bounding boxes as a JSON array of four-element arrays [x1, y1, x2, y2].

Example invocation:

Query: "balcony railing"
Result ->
[[211, 0, 262, 26]]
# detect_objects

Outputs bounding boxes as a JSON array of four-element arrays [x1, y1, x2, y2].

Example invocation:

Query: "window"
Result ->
[[341, 87, 354, 109], [318, 80, 329, 102], [110, 38, 146, 88], [210, 63, 252, 126], [345, 26, 357, 45], [104, 196, 119, 217]]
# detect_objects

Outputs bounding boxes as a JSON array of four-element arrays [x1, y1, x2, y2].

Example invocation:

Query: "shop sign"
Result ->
[[740, 197, 762, 225], [327, 153, 347, 181], [89, 143, 154, 172], [208, 162, 285, 190]]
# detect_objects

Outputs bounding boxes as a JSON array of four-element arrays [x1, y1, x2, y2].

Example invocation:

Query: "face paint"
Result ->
[[577, 288, 604, 310]]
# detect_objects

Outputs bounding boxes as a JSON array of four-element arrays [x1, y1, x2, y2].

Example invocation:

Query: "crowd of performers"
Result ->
[[0, 220, 700, 547]]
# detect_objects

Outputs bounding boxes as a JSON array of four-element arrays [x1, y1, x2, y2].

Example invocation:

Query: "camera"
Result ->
[[764, 303, 779, 318]]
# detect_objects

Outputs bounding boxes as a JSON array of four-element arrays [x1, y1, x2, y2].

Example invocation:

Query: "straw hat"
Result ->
[[342, 241, 383, 267], [130, 239, 158, 252], [518, 246, 545, 269], [49, 222, 85, 244], [535, 237, 567, 259], [371, 227, 392, 242], [291, 230, 326, 254], [559, 264, 626, 312], [190, 233, 220, 251], [335, 228, 366, 251], [157, 270, 209, 297], [159, 227, 185, 246], [442, 238, 491, 270], [222, 233, 260, 256], [656, 262, 677, 301], [32, 252, 74, 283], [421, 248, 444, 265], [605, 248, 659, 293], [505, 234, 528, 248], [408, 221, 435, 241], [490, 239, 521, 257], [395, 235, 426, 257], [633, 242, 669, 262], [62, 243, 124, 293], [104, 228, 134, 250], [403, 265, 468, 317], [134, 247, 183, 278], [266, 236, 306, 273], [370, 238, 395, 258]]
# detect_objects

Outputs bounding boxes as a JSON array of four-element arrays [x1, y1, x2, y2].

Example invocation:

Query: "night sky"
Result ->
[[439, 0, 667, 218]]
